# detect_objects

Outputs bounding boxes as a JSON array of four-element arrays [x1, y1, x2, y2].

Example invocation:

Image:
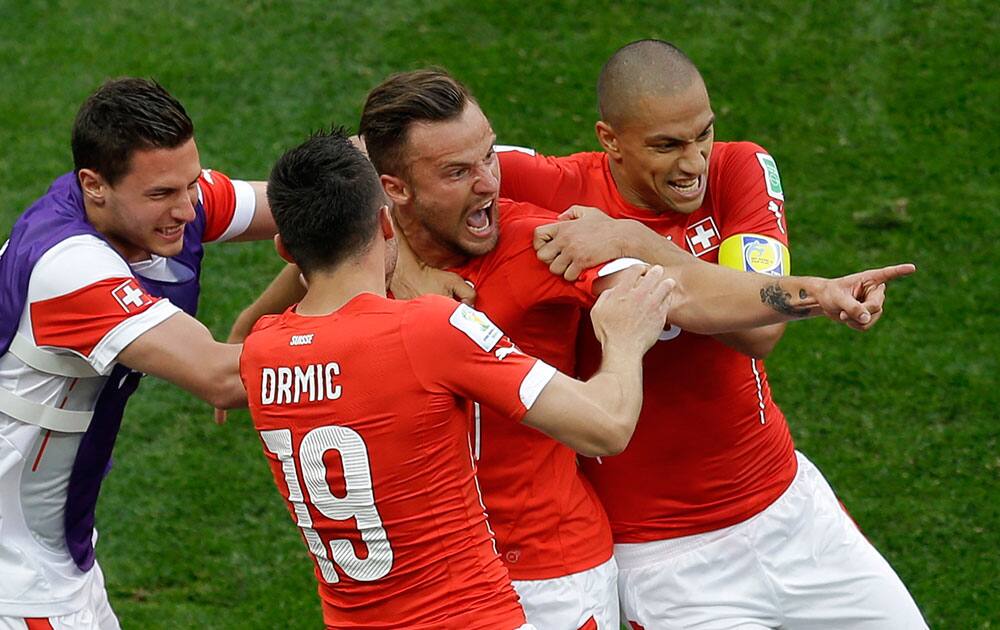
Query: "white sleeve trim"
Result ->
[[214, 179, 257, 242], [596, 257, 646, 278], [519, 360, 557, 410], [89, 300, 182, 375], [494, 144, 536, 156]]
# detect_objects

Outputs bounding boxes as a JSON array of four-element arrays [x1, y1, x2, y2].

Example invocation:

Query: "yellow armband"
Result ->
[[717, 233, 790, 276]]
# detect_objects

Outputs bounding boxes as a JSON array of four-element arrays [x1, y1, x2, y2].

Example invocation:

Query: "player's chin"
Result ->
[[150, 237, 185, 258], [662, 191, 705, 214], [460, 232, 498, 257]]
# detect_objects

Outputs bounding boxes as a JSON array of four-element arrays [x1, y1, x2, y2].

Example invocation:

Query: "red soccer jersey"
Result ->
[[498, 142, 798, 543], [448, 200, 613, 580], [240, 293, 555, 629]]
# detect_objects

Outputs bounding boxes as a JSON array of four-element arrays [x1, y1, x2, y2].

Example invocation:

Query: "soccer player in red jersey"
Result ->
[[233, 69, 915, 630], [497, 40, 926, 628], [239, 128, 675, 629]]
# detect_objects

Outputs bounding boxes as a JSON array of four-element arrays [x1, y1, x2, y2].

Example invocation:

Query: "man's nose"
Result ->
[[678, 142, 707, 175], [473, 163, 500, 194]]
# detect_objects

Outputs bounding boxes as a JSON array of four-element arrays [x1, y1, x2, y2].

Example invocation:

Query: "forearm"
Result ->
[[230, 263, 306, 342], [581, 343, 645, 447], [656, 257, 824, 333], [194, 342, 247, 409], [119, 314, 248, 409], [524, 344, 644, 457]]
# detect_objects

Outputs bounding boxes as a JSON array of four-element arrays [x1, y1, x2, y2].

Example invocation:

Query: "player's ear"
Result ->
[[595, 121, 622, 160], [78, 169, 107, 205], [381, 173, 410, 207], [274, 234, 296, 264], [379, 204, 395, 241]]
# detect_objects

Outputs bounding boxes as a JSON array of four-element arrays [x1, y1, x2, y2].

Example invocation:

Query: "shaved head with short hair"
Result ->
[[598, 39, 703, 127]]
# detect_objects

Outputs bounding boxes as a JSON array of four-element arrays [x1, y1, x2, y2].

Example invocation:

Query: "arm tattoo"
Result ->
[[760, 282, 812, 317]]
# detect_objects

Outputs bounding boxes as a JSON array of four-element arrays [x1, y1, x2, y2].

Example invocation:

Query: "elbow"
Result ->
[[214, 372, 249, 409], [600, 434, 630, 457], [203, 364, 248, 409], [581, 423, 633, 457], [747, 343, 775, 360], [744, 333, 783, 359], [757, 347, 776, 360], [203, 382, 247, 410]]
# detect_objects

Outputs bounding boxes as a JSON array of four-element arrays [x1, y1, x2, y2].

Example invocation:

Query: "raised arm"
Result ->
[[522, 266, 673, 456]]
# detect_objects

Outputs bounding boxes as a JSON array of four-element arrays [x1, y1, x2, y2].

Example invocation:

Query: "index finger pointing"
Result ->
[[864, 263, 917, 285]]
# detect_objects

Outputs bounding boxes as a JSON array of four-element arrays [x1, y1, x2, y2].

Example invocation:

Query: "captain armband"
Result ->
[[717, 234, 790, 277]]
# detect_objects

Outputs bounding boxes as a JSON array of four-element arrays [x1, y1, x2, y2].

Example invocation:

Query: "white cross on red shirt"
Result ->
[[112, 280, 150, 312], [685, 217, 721, 256], [690, 224, 716, 250]]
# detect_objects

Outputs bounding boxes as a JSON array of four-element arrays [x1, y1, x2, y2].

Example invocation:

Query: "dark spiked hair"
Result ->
[[267, 128, 384, 274], [71, 77, 194, 185]]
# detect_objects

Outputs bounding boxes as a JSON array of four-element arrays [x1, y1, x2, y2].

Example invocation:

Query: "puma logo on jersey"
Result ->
[[495, 343, 521, 360], [290, 334, 314, 346]]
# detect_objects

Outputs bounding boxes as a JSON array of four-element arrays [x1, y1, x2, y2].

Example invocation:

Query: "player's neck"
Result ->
[[83, 197, 153, 263], [394, 210, 469, 269], [409, 235, 467, 269], [296, 256, 387, 316]]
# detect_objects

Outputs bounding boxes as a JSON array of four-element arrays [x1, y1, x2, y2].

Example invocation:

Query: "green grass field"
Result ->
[[1, 1, 996, 627]]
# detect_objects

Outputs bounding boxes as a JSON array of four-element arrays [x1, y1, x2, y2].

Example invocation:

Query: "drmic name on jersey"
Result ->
[[260, 363, 342, 405]]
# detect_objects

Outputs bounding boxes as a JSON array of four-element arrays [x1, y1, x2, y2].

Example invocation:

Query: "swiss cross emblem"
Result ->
[[112, 279, 153, 313], [685, 217, 721, 257]]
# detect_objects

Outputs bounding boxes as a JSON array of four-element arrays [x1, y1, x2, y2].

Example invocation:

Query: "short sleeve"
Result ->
[[498, 147, 570, 211], [712, 143, 789, 245], [198, 169, 258, 243], [25, 235, 181, 373], [401, 298, 556, 422]]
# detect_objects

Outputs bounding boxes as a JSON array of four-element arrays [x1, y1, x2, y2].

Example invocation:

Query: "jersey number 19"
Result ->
[[259, 426, 394, 583]]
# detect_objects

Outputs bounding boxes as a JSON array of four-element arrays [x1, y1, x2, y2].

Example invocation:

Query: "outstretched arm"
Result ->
[[118, 312, 246, 410], [537, 206, 914, 333]]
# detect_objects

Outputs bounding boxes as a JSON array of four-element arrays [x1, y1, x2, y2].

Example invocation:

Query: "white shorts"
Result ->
[[512, 556, 619, 629], [0, 561, 119, 630], [615, 452, 926, 629]]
